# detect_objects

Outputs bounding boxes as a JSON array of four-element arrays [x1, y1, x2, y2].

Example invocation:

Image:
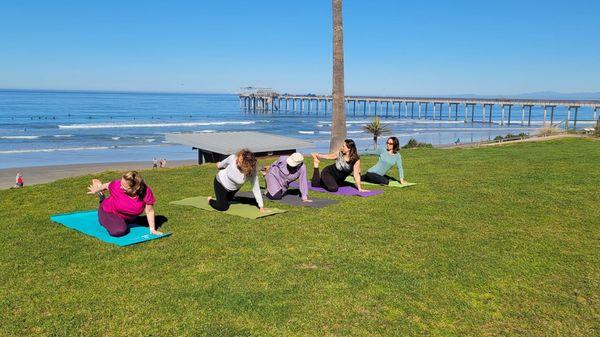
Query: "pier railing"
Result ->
[[239, 93, 600, 130]]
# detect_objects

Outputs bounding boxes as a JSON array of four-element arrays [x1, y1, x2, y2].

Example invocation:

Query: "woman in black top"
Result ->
[[311, 139, 369, 192]]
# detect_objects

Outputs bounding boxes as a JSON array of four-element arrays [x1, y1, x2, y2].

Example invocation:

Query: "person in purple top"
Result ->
[[264, 153, 312, 203]]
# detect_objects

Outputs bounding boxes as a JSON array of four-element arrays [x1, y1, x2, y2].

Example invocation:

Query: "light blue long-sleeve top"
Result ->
[[366, 147, 404, 179]]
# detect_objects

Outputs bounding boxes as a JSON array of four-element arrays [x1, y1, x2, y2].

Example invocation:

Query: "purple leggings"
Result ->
[[98, 205, 131, 237]]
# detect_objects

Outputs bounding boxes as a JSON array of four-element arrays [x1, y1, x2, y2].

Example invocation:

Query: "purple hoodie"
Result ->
[[265, 156, 309, 200]]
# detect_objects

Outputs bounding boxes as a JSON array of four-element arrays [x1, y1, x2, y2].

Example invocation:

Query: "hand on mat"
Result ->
[[400, 178, 408, 185], [150, 229, 163, 235], [302, 199, 313, 203], [359, 188, 370, 193], [259, 207, 266, 213]]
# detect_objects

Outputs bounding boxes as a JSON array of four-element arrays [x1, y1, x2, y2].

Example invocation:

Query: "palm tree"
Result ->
[[330, 0, 347, 152], [362, 117, 391, 149]]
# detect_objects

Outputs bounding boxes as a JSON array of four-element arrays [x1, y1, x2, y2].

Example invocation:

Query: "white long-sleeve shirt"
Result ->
[[216, 154, 263, 208]]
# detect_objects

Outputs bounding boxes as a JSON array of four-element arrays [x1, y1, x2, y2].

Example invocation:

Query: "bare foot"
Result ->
[[311, 153, 320, 167], [207, 196, 212, 203]]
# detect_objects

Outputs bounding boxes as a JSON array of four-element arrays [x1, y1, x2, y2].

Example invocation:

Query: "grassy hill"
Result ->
[[1, 138, 598, 336]]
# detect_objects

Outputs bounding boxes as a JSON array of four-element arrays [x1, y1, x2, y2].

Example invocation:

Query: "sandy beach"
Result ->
[[0, 159, 197, 190]]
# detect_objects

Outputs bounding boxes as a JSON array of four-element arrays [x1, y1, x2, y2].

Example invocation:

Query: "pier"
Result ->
[[239, 88, 600, 129]]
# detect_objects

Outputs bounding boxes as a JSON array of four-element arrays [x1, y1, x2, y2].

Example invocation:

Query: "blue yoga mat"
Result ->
[[50, 210, 171, 247]]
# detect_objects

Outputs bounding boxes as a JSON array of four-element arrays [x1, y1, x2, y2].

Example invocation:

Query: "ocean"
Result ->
[[0, 89, 595, 169]]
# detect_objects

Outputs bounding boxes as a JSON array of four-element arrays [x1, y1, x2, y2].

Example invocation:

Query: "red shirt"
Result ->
[[17, 177, 23, 184], [101, 180, 155, 220]]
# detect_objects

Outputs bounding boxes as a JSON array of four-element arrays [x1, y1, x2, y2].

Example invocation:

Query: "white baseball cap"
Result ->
[[286, 153, 304, 167]]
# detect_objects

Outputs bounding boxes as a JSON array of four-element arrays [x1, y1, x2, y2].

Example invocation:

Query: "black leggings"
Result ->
[[209, 177, 239, 211], [266, 190, 284, 200], [361, 172, 390, 185], [311, 165, 342, 192]]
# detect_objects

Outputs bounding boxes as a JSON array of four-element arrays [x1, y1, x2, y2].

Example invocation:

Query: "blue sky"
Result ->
[[1, 0, 599, 95]]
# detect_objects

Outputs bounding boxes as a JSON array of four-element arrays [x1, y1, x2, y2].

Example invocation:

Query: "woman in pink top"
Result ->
[[87, 171, 160, 237]]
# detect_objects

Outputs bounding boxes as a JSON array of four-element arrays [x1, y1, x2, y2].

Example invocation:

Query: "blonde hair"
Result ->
[[122, 171, 146, 197], [236, 148, 257, 177]]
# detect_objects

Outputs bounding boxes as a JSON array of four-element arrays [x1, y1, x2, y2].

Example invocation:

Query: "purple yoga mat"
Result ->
[[290, 181, 383, 197]]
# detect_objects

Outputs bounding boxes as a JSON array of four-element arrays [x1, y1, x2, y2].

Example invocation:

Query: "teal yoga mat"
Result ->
[[50, 210, 171, 247]]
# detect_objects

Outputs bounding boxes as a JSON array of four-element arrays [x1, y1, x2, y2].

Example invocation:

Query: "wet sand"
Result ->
[[0, 160, 197, 190]]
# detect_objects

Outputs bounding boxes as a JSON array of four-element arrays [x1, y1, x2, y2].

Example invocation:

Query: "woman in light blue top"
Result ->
[[361, 136, 407, 185]]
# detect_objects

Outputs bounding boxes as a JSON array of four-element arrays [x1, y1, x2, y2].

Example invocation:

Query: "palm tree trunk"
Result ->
[[330, 0, 347, 152]]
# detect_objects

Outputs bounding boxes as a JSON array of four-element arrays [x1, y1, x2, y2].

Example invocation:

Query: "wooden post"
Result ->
[[501, 105, 505, 126], [418, 102, 422, 119], [454, 103, 459, 121], [410, 102, 414, 118], [507, 105, 512, 125], [308, 99, 311, 114], [527, 105, 533, 126], [471, 104, 475, 123], [521, 105, 525, 126], [368, 100, 371, 115], [324, 99, 327, 114], [543, 106, 547, 125], [550, 106, 555, 124], [573, 106, 579, 129], [482, 104, 486, 124], [386, 101, 389, 117], [353, 100, 357, 116], [432, 102, 436, 120], [363, 100, 367, 116], [566, 107, 571, 129], [464, 104, 469, 122], [488, 104, 493, 124]]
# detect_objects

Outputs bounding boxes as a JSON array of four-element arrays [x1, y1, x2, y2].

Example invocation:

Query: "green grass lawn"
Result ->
[[1, 138, 598, 336]]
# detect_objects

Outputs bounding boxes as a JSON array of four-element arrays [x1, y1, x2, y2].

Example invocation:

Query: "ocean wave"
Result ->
[[0, 144, 161, 154], [347, 130, 364, 134], [298, 131, 315, 134], [192, 130, 216, 133], [111, 137, 121, 140], [145, 138, 156, 143], [52, 134, 73, 138], [0, 135, 40, 139], [58, 121, 258, 129]]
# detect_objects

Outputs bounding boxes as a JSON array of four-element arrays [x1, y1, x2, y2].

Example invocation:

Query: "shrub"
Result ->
[[402, 138, 433, 149], [536, 125, 561, 137]]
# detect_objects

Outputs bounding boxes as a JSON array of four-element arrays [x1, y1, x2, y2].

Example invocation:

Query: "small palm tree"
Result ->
[[362, 117, 391, 149]]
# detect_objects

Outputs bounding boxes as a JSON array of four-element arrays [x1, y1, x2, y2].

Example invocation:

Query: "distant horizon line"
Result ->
[[1, 87, 599, 100]]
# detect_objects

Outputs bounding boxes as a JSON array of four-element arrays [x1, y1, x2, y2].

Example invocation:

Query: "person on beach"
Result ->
[[208, 149, 265, 212], [361, 136, 408, 185], [14, 172, 24, 188], [263, 153, 312, 202], [152, 157, 158, 169], [87, 171, 161, 237], [311, 139, 369, 193]]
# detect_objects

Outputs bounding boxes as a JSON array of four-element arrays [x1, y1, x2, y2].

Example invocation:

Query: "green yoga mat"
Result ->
[[170, 196, 287, 219], [345, 176, 417, 188]]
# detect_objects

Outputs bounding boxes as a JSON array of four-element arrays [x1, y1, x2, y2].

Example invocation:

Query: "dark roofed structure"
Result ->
[[165, 131, 313, 164]]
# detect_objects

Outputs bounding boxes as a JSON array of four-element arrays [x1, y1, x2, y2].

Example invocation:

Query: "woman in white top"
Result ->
[[208, 148, 265, 212]]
